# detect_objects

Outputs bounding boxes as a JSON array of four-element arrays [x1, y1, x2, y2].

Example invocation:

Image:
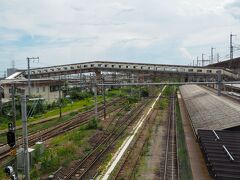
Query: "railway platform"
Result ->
[[177, 92, 211, 180]]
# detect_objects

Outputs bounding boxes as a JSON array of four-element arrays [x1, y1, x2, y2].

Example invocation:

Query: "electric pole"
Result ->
[[94, 74, 98, 119], [202, 53, 205, 66], [197, 56, 200, 66], [21, 94, 30, 180], [211, 47, 215, 64], [79, 66, 82, 92], [102, 77, 106, 120], [58, 76, 62, 118], [230, 33, 236, 60], [11, 83, 18, 179], [27, 57, 39, 96], [0, 85, 2, 115]]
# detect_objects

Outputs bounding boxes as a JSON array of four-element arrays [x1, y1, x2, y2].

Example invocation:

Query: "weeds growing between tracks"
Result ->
[[176, 98, 193, 180]]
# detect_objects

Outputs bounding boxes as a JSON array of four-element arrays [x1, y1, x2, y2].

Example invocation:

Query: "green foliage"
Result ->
[[159, 98, 169, 110], [141, 88, 149, 97], [31, 124, 95, 177], [86, 117, 100, 129], [127, 96, 138, 104], [69, 88, 92, 101], [40, 149, 60, 172], [176, 99, 193, 180]]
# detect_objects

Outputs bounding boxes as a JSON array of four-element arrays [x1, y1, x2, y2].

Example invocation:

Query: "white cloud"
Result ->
[[0, 0, 239, 74]]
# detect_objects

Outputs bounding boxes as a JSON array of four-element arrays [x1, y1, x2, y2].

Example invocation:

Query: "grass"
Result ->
[[0, 88, 124, 131], [0, 112, 78, 144], [176, 98, 193, 180], [30, 124, 97, 178]]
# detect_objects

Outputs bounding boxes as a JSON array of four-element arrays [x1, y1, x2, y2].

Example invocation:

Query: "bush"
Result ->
[[141, 89, 149, 97], [86, 117, 99, 129], [69, 88, 92, 101], [127, 96, 138, 104]]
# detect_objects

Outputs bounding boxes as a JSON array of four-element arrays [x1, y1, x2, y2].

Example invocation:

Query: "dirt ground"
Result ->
[[134, 108, 168, 180]]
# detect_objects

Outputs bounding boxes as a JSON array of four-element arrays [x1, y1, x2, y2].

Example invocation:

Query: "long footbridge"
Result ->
[[9, 61, 239, 81]]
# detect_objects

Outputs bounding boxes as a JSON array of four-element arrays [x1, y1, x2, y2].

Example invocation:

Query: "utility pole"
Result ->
[[102, 77, 106, 120], [0, 85, 2, 115], [202, 53, 205, 66], [21, 94, 30, 180], [79, 66, 82, 92], [202, 53, 210, 66], [11, 83, 18, 179], [94, 75, 98, 119], [197, 56, 200, 66], [217, 53, 220, 62], [27, 57, 39, 96], [211, 47, 215, 64], [58, 76, 62, 118], [230, 33, 236, 60]]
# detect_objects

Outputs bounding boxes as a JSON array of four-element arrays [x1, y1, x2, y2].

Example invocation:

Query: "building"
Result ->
[[0, 79, 63, 102]]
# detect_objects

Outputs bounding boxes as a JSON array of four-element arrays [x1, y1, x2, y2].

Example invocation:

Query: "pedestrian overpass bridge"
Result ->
[[10, 61, 239, 81]]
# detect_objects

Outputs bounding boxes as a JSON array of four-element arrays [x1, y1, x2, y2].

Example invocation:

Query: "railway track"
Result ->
[[0, 98, 124, 162], [162, 94, 179, 180], [114, 109, 158, 179], [53, 99, 152, 180]]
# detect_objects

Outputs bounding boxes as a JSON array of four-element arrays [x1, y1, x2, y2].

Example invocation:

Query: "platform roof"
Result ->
[[180, 85, 240, 131]]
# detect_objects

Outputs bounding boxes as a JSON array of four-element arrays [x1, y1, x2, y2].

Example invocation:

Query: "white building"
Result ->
[[0, 79, 63, 102]]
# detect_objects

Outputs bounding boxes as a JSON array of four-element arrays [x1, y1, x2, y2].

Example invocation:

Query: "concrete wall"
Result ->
[[2, 84, 61, 102]]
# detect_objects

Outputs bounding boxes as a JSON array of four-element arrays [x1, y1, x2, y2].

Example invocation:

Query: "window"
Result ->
[[188, 69, 193, 72], [126, 66, 128, 68], [112, 65, 115, 68], [98, 64, 102, 67], [133, 66, 136, 69], [197, 69, 202, 72], [119, 65, 122, 68], [84, 65, 88, 67], [70, 66, 74, 69], [207, 70, 212, 73], [105, 64, 108, 67], [50, 85, 59, 92], [64, 67, 68, 70], [91, 64, 94, 67]]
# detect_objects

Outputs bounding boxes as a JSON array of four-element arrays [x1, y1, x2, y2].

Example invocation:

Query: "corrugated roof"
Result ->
[[180, 85, 240, 130]]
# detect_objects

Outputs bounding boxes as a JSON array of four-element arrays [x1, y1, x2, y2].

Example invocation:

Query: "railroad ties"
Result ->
[[198, 129, 240, 180], [161, 95, 179, 180]]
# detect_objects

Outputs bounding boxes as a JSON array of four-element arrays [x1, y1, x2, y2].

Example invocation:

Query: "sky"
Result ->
[[0, 0, 240, 76]]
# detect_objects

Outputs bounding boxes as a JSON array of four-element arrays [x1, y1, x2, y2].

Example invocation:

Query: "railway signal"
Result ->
[[6, 131, 15, 148], [6, 123, 16, 148]]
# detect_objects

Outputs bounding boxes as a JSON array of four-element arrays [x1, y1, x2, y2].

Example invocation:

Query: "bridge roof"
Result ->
[[28, 60, 220, 70]]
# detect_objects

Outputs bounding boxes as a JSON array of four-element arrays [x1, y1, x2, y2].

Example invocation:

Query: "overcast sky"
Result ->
[[0, 0, 240, 76]]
